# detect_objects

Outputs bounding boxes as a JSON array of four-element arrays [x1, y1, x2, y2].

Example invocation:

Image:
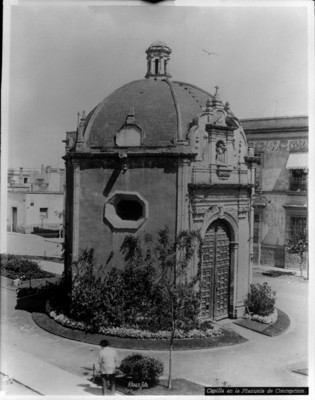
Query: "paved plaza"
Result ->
[[0, 260, 310, 396]]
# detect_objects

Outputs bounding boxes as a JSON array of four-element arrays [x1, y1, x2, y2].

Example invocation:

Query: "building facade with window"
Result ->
[[241, 116, 308, 269], [64, 41, 257, 320], [7, 165, 65, 233]]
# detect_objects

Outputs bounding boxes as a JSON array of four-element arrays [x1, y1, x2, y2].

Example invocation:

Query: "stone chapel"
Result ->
[[64, 41, 257, 320]]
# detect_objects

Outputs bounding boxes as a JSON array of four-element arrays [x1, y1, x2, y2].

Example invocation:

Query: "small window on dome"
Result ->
[[116, 127, 141, 147], [115, 113, 143, 147]]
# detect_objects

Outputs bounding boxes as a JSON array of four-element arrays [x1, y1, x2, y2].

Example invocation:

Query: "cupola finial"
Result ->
[[212, 86, 224, 109], [214, 86, 220, 100], [145, 41, 172, 79]]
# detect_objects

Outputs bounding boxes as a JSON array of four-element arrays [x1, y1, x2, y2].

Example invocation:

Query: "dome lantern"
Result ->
[[145, 41, 172, 79]]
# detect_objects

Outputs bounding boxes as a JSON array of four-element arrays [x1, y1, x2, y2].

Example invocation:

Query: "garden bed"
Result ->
[[115, 377, 204, 395], [48, 310, 223, 340], [233, 308, 290, 337], [0, 254, 55, 280], [33, 311, 247, 350]]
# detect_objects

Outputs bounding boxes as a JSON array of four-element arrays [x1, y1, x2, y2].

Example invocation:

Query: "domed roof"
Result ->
[[83, 79, 213, 148], [147, 40, 171, 51]]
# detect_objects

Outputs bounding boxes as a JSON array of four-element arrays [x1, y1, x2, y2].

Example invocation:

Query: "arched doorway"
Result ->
[[201, 219, 231, 320]]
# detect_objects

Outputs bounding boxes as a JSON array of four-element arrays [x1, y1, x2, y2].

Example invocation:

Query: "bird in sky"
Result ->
[[202, 50, 219, 56]]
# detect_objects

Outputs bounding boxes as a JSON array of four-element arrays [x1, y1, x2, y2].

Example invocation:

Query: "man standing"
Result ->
[[98, 340, 117, 395]]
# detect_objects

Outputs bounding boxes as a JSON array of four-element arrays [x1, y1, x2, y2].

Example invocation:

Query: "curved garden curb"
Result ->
[[32, 312, 248, 350], [233, 308, 290, 337]]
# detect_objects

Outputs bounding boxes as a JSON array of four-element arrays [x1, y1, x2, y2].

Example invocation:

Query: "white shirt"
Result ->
[[98, 347, 117, 374]]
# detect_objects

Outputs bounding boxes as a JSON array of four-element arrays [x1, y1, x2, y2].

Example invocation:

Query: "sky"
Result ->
[[3, 1, 313, 169]]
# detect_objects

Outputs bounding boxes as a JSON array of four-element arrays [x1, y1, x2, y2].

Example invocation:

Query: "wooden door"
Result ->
[[201, 220, 231, 320]]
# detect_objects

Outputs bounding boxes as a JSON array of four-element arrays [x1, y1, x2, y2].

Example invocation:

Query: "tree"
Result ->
[[287, 227, 308, 279], [154, 228, 202, 389], [121, 227, 202, 389]]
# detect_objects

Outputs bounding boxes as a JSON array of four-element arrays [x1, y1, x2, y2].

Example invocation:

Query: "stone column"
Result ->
[[176, 158, 191, 234], [226, 131, 234, 165], [230, 241, 239, 318], [147, 58, 151, 74], [177, 158, 194, 281], [208, 131, 217, 183], [72, 160, 81, 261]]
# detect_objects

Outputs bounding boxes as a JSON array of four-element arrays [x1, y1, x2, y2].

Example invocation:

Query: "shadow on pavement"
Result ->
[[15, 294, 46, 313], [77, 383, 101, 396], [81, 366, 93, 377], [262, 270, 295, 277]]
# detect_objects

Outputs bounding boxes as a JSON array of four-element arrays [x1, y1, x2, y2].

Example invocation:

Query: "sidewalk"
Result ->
[[0, 374, 40, 396], [6, 232, 63, 259], [1, 344, 123, 396]]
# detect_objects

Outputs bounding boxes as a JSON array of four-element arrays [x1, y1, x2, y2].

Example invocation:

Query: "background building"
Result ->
[[7, 165, 65, 234], [241, 116, 308, 269]]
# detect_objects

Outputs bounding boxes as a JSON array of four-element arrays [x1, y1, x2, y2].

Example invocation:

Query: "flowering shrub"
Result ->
[[70, 234, 202, 333], [50, 311, 94, 331], [49, 310, 222, 339], [120, 353, 164, 386], [244, 308, 278, 324], [244, 282, 276, 316]]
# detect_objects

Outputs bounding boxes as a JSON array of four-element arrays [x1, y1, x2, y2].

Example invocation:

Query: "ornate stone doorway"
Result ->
[[201, 220, 231, 320]]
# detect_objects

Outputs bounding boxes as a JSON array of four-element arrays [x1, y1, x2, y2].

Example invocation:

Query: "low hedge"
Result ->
[[0, 254, 55, 280], [120, 354, 164, 387]]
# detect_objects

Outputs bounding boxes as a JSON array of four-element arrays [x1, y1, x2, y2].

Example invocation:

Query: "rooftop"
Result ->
[[241, 115, 308, 131]]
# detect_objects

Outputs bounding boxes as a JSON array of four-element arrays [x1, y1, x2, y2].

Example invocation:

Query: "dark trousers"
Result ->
[[101, 374, 115, 395]]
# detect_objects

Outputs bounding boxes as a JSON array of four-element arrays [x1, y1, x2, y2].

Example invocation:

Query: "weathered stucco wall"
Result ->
[[25, 193, 64, 231], [78, 164, 177, 268], [260, 193, 287, 247], [261, 149, 289, 192]]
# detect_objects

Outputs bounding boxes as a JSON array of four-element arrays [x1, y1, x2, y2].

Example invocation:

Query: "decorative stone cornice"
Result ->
[[188, 183, 253, 190], [64, 149, 197, 160]]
